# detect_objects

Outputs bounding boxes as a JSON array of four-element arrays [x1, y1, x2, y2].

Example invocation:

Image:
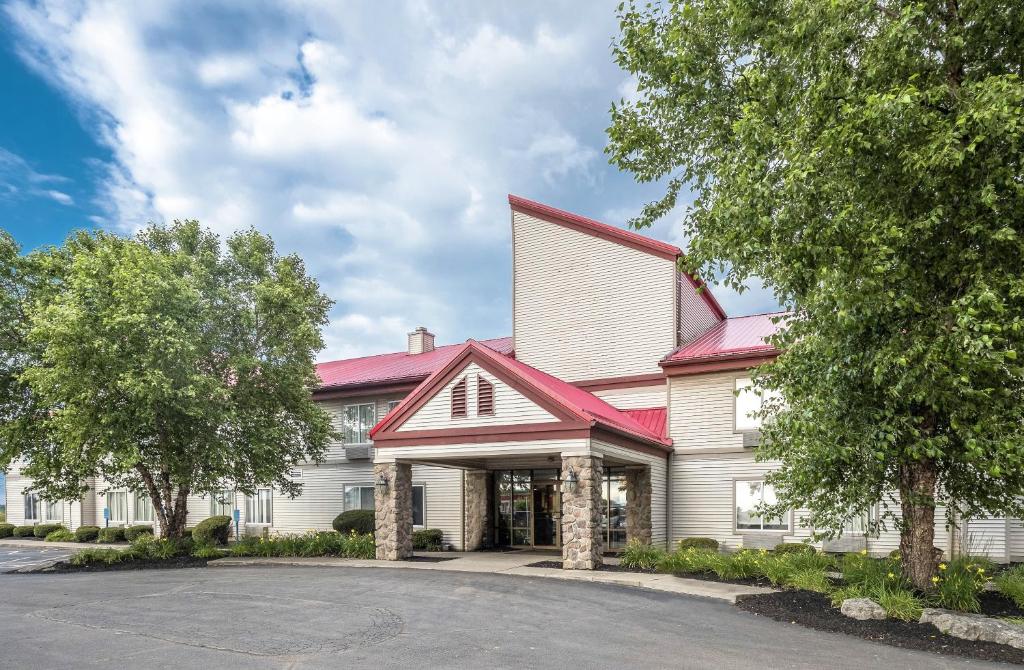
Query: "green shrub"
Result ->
[[192, 544, 226, 559], [97, 527, 126, 543], [933, 557, 988, 612], [69, 547, 125, 567], [995, 565, 1024, 609], [75, 525, 101, 542], [0, 523, 14, 538], [124, 525, 154, 542], [774, 542, 815, 555], [14, 525, 36, 537], [412, 528, 445, 551], [830, 583, 871, 607], [878, 584, 924, 621], [787, 567, 831, 593], [298, 531, 344, 557], [619, 539, 667, 570], [341, 531, 375, 559], [841, 551, 902, 589], [193, 516, 232, 546], [711, 549, 763, 580], [333, 509, 375, 535], [658, 547, 722, 575], [33, 523, 66, 539], [760, 554, 797, 586], [678, 537, 719, 551], [45, 529, 76, 542]]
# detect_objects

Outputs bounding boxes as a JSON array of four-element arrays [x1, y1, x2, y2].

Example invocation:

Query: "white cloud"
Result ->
[[5, 0, 779, 361], [0, 146, 75, 206], [45, 189, 73, 205]]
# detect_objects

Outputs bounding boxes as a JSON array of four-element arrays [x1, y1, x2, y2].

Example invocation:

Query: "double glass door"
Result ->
[[494, 469, 561, 548]]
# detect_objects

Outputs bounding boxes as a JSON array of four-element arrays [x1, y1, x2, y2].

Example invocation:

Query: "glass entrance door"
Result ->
[[532, 481, 560, 547], [493, 469, 561, 548]]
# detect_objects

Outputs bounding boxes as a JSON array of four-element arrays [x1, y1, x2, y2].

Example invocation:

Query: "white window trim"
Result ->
[[210, 490, 235, 518], [106, 490, 129, 523], [45, 500, 64, 523], [344, 482, 426, 528], [732, 478, 792, 534], [24, 493, 40, 522], [133, 492, 155, 525], [343, 402, 376, 445], [245, 489, 273, 526]]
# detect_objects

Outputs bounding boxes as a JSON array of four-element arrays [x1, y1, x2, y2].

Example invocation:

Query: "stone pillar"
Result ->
[[561, 454, 603, 570], [626, 466, 652, 545], [464, 470, 490, 551], [374, 462, 413, 560]]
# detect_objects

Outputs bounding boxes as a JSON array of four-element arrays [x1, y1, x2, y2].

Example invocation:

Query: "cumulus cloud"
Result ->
[[5, 0, 779, 360]]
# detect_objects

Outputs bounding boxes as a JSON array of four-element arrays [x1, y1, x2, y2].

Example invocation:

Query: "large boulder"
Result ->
[[920, 608, 1024, 649], [840, 598, 886, 621]]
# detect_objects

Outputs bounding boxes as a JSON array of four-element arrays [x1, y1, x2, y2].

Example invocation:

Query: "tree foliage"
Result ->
[[609, 0, 1024, 587], [0, 221, 335, 538]]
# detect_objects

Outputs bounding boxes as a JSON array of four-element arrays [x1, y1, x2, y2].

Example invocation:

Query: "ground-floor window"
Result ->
[[600, 468, 628, 550], [210, 490, 234, 517], [45, 499, 63, 523], [24, 493, 39, 521], [344, 483, 425, 526], [107, 491, 128, 523], [134, 493, 154, 523], [735, 480, 790, 531], [246, 489, 273, 525]]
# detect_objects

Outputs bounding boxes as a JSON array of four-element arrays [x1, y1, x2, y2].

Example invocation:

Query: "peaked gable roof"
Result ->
[[372, 339, 672, 450]]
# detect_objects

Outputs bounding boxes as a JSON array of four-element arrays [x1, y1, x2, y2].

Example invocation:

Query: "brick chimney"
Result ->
[[407, 326, 435, 355]]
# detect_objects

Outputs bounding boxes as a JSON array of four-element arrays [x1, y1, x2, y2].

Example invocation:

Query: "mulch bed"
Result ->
[[738, 589, 1024, 665], [523, 560, 659, 574], [671, 570, 776, 588], [404, 555, 458, 563], [33, 556, 214, 574]]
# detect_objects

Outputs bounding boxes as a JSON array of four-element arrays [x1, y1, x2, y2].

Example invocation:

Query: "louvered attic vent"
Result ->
[[451, 377, 468, 418], [477, 375, 494, 416]]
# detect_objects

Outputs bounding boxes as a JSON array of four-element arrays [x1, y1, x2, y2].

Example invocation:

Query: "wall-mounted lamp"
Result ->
[[375, 472, 390, 494], [564, 467, 579, 495]]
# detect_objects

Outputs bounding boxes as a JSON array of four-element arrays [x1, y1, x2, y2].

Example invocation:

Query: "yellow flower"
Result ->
[[887, 572, 895, 579], [860, 549, 868, 555], [931, 576, 940, 584], [978, 568, 986, 574], [938, 563, 947, 571]]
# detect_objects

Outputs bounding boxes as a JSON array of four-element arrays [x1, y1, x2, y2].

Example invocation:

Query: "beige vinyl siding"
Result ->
[[399, 363, 556, 431], [668, 372, 748, 452], [964, 517, 1009, 563], [1009, 519, 1024, 561], [678, 271, 722, 345], [591, 440, 668, 548], [319, 395, 407, 462], [512, 210, 676, 382], [412, 465, 464, 549], [592, 385, 667, 410], [4, 466, 29, 526]]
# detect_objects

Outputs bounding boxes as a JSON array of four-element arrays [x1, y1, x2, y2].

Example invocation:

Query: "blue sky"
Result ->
[[1, 1, 779, 364]]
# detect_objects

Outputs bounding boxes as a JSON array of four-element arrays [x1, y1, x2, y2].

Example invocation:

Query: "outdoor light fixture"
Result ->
[[564, 467, 579, 494], [375, 472, 389, 493]]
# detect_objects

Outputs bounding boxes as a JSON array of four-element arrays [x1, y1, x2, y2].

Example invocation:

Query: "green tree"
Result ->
[[608, 0, 1024, 588], [0, 222, 335, 538]]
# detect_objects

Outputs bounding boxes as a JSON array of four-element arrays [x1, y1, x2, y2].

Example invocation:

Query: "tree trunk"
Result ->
[[898, 458, 939, 591]]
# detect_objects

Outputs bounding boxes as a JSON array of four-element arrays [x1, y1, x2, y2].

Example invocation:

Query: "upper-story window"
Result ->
[[477, 376, 494, 416], [344, 403, 376, 444], [386, 400, 401, 413], [735, 377, 778, 432], [451, 377, 468, 418]]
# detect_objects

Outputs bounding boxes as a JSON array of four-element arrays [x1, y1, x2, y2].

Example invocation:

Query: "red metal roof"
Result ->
[[316, 337, 513, 391], [623, 408, 668, 439], [663, 312, 788, 365], [372, 340, 672, 449]]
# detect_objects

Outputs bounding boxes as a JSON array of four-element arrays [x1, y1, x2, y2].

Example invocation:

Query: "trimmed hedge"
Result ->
[[333, 509, 375, 535], [97, 527, 126, 543], [75, 525, 101, 543], [412, 528, 444, 550], [45, 529, 76, 542], [33, 523, 66, 539], [774, 542, 815, 555], [194, 516, 232, 546], [678, 537, 719, 551], [0, 523, 14, 538], [124, 525, 154, 542], [14, 525, 36, 537]]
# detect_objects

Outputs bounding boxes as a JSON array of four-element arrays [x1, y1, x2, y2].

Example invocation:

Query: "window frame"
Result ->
[[107, 490, 128, 523], [133, 492, 154, 524], [733, 376, 761, 433], [344, 482, 426, 527], [24, 493, 40, 522], [343, 402, 376, 445], [386, 399, 401, 413], [210, 490, 235, 517], [245, 489, 273, 526], [44, 498, 63, 523], [732, 478, 792, 534]]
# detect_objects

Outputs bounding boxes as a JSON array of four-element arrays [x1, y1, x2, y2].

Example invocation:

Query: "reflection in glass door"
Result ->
[[532, 481, 560, 547], [511, 471, 531, 546], [493, 469, 562, 548]]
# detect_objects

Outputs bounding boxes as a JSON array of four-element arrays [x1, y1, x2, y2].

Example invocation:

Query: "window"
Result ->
[[386, 400, 401, 413], [477, 375, 494, 416], [843, 507, 877, 535], [343, 403, 375, 444], [246, 489, 273, 525], [134, 493, 154, 523], [735, 480, 790, 531], [45, 499, 63, 522], [735, 378, 761, 431], [451, 377, 467, 418], [107, 491, 128, 522], [24, 493, 39, 521], [344, 483, 425, 526], [210, 490, 234, 517]]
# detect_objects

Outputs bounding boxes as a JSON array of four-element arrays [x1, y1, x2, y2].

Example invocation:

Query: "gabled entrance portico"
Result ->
[[369, 340, 670, 569]]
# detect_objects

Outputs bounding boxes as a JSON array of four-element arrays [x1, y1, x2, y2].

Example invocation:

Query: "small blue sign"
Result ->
[[103, 507, 110, 528], [233, 509, 241, 540]]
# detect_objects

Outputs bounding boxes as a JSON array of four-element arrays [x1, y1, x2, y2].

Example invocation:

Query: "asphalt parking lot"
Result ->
[[0, 565, 1005, 669], [0, 545, 71, 572]]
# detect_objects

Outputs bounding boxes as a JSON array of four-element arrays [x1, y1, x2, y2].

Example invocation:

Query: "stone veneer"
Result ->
[[561, 454, 604, 569], [625, 466, 652, 544], [464, 470, 490, 550], [374, 462, 412, 560]]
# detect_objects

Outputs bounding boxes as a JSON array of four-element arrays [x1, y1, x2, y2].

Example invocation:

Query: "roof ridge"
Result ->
[[316, 335, 510, 368]]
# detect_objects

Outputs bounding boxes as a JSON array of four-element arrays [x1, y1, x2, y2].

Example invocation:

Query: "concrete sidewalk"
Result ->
[[209, 550, 772, 603], [0, 537, 94, 551]]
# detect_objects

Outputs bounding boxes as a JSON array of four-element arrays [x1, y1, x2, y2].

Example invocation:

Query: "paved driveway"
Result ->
[[0, 566, 1007, 669], [0, 545, 71, 572]]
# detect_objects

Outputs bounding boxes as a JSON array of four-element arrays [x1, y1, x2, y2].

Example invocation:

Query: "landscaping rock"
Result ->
[[920, 608, 1024, 650], [840, 598, 886, 620]]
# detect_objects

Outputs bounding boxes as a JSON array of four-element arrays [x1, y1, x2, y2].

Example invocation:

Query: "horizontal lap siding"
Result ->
[[412, 465, 464, 549], [669, 373, 746, 452], [591, 440, 668, 548], [964, 517, 1009, 562], [512, 211, 675, 382], [4, 467, 28, 526], [320, 396, 407, 462], [1010, 519, 1024, 561], [678, 272, 721, 344], [399, 363, 556, 431], [592, 386, 667, 410]]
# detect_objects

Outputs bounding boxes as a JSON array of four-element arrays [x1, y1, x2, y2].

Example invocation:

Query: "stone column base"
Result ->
[[464, 470, 489, 551], [626, 466, 652, 545], [374, 462, 413, 561], [561, 454, 603, 570]]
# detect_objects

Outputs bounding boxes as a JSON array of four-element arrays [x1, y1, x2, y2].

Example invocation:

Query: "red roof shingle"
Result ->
[[663, 312, 788, 365]]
